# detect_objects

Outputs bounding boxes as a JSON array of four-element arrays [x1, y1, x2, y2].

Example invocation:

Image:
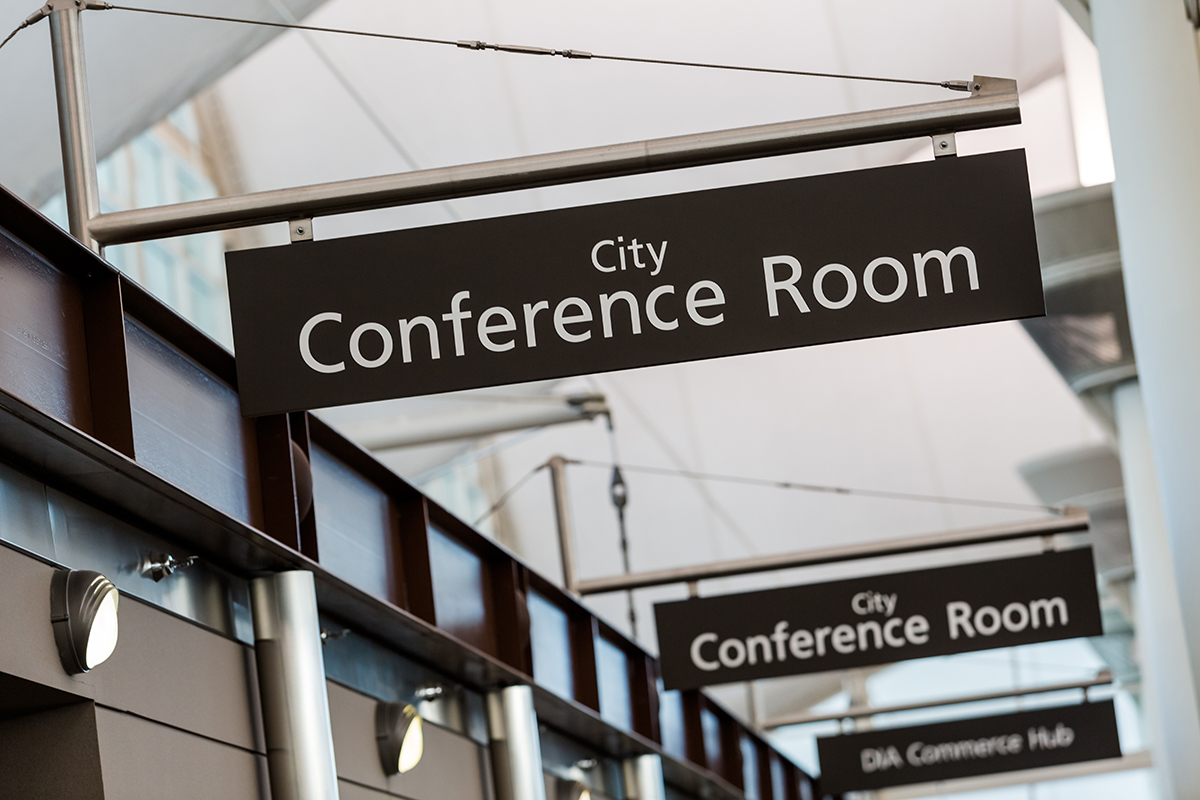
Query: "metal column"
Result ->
[[624, 755, 667, 800], [251, 571, 340, 800], [1113, 380, 1200, 799], [548, 456, 578, 592], [1091, 0, 1200, 756], [48, 1, 101, 252], [487, 685, 547, 800]]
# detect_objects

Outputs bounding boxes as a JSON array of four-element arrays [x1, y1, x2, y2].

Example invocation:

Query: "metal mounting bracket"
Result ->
[[289, 218, 313, 242], [932, 133, 957, 158]]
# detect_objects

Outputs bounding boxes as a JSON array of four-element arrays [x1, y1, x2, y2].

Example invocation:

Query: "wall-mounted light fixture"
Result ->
[[50, 569, 119, 674], [375, 685, 448, 775], [558, 780, 592, 800], [376, 702, 424, 775]]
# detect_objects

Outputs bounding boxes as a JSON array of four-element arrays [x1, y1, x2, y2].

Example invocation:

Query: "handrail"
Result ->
[[573, 508, 1088, 595], [88, 76, 1018, 245]]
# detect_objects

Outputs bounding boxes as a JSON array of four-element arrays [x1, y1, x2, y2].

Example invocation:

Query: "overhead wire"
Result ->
[[473, 462, 544, 527], [568, 459, 1067, 516], [0, 7, 49, 51], [4, 2, 973, 93], [261, 0, 462, 221]]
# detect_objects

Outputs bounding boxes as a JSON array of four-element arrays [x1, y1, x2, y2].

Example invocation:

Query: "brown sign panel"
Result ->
[[653, 549, 1103, 691], [816, 701, 1121, 794], [226, 150, 1042, 415]]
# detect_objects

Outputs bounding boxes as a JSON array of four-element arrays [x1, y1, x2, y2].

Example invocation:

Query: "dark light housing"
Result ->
[[50, 569, 119, 674]]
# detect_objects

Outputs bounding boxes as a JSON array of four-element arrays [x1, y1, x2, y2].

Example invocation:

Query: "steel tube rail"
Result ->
[[548, 456, 580, 592], [49, 3, 101, 252], [574, 509, 1088, 595], [762, 671, 1114, 729], [88, 76, 1018, 245]]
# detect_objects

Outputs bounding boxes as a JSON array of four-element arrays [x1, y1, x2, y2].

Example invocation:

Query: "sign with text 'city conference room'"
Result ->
[[653, 548, 1102, 691], [816, 701, 1121, 794], [226, 150, 1043, 416]]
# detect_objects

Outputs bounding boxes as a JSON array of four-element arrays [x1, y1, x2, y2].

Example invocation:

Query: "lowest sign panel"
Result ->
[[816, 701, 1122, 794], [226, 150, 1043, 416], [653, 548, 1103, 691]]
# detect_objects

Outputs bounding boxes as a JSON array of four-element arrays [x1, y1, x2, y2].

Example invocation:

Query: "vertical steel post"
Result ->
[[1114, 380, 1200, 798], [548, 456, 578, 592], [487, 685, 547, 800], [251, 571, 341, 800], [49, 2, 101, 252], [1091, 1, 1200, 787], [623, 754, 667, 800]]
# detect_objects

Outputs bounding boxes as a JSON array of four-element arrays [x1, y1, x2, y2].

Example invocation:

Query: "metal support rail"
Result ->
[[573, 509, 1089, 595], [761, 670, 1114, 729], [87, 76, 1019, 245]]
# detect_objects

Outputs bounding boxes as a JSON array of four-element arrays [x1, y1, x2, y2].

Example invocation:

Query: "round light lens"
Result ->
[[85, 588, 119, 669], [398, 713, 423, 773]]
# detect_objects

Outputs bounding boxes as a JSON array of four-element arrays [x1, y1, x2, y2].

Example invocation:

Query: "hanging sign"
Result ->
[[815, 700, 1121, 794], [653, 548, 1102, 691], [225, 150, 1042, 416]]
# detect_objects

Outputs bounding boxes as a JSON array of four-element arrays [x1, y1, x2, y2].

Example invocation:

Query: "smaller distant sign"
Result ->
[[816, 701, 1122, 794], [653, 549, 1102, 690]]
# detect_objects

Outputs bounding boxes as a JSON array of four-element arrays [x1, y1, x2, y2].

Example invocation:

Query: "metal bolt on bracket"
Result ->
[[290, 218, 314, 242], [932, 132, 958, 158]]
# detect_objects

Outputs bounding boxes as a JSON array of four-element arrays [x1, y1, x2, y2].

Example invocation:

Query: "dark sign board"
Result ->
[[653, 548, 1101, 691], [816, 701, 1121, 794], [226, 150, 1042, 416]]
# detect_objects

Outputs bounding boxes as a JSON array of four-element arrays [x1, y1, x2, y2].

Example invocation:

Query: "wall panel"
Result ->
[[328, 681, 491, 800], [95, 707, 269, 799], [0, 227, 93, 433]]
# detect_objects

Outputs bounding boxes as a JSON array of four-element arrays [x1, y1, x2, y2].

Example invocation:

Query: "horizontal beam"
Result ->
[[88, 76, 1018, 245], [761, 671, 1113, 728], [341, 394, 607, 450], [573, 509, 1089, 595]]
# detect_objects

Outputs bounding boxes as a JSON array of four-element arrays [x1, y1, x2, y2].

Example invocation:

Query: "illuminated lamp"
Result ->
[[558, 780, 592, 800], [50, 569, 119, 674], [376, 702, 424, 775]]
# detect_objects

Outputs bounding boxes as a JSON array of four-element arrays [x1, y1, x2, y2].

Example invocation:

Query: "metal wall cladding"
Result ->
[[327, 681, 492, 800], [0, 457, 253, 642], [0, 543, 269, 799]]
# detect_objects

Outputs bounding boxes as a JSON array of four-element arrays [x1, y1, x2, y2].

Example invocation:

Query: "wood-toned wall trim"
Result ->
[[256, 414, 301, 551], [397, 496, 436, 624], [570, 615, 601, 712], [492, 560, 534, 675], [81, 273, 135, 457]]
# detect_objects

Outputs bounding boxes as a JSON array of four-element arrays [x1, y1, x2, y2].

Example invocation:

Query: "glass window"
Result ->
[[595, 636, 632, 731], [528, 591, 573, 699], [142, 241, 177, 306], [740, 734, 760, 800], [659, 688, 687, 760], [701, 708, 723, 776], [310, 445, 395, 599], [428, 526, 496, 655]]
